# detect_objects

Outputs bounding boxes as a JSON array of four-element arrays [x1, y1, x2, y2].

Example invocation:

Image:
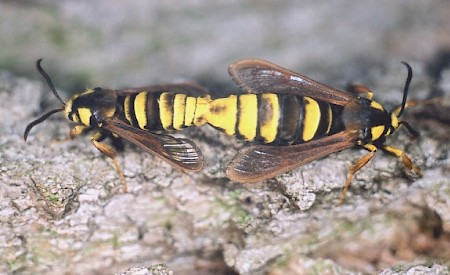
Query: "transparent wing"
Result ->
[[226, 131, 357, 183], [229, 58, 356, 105], [103, 117, 204, 172], [115, 83, 208, 97]]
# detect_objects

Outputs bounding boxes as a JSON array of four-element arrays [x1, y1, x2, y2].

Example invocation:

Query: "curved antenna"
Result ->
[[36, 59, 65, 106], [399, 121, 419, 138], [397, 61, 413, 118], [24, 59, 66, 141], [24, 107, 64, 141]]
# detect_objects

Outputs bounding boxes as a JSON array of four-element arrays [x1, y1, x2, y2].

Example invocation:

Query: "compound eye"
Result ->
[[90, 112, 100, 126], [387, 126, 394, 136], [360, 127, 370, 141], [68, 112, 79, 123]]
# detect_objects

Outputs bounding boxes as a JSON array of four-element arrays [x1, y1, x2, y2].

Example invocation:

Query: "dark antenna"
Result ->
[[397, 61, 413, 118], [395, 62, 419, 138], [23, 59, 65, 141], [24, 108, 64, 141], [399, 121, 419, 138], [36, 59, 65, 106]]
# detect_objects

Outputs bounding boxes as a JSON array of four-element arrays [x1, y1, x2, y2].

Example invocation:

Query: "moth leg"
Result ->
[[382, 145, 422, 177], [346, 84, 374, 99], [391, 97, 444, 117], [338, 144, 377, 205], [70, 125, 90, 139], [90, 132, 128, 192], [54, 125, 89, 144]]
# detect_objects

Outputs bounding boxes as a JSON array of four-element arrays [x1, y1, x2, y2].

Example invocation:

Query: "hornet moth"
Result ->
[[222, 59, 422, 204], [24, 59, 207, 191]]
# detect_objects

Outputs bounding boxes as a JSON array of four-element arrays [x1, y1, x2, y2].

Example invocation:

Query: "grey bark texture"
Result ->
[[1, 1, 450, 274]]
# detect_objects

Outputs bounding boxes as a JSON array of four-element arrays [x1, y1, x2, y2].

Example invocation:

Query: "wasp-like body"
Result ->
[[24, 59, 422, 203], [24, 59, 209, 191], [219, 59, 422, 204]]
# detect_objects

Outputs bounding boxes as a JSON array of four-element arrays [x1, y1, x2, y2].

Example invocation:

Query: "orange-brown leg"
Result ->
[[54, 125, 89, 144], [70, 125, 89, 140], [382, 145, 422, 177], [91, 132, 128, 192], [347, 84, 374, 99], [391, 97, 444, 117], [391, 100, 419, 117], [338, 144, 377, 205]]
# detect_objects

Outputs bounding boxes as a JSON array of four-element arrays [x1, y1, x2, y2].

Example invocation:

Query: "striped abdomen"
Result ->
[[201, 93, 345, 145], [120, 91, 210, 131]]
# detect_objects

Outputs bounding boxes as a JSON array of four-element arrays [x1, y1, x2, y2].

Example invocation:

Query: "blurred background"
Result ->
[[1, 0, 449, 94]]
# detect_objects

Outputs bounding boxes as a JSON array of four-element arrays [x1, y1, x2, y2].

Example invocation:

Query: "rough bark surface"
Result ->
[[1, 1, 450, 274]]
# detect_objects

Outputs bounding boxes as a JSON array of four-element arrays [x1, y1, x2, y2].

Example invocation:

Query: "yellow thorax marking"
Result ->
[[78, 107, 92, 126], [371, 125, 385, 140], [370, 100, 384, 111]]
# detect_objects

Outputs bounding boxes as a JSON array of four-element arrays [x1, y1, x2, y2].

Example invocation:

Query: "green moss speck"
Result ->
[[310, 259, 340, 275], [215, 192, 251, 225], [47, 193, 59, 204], [112, 232, 120, 249]]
